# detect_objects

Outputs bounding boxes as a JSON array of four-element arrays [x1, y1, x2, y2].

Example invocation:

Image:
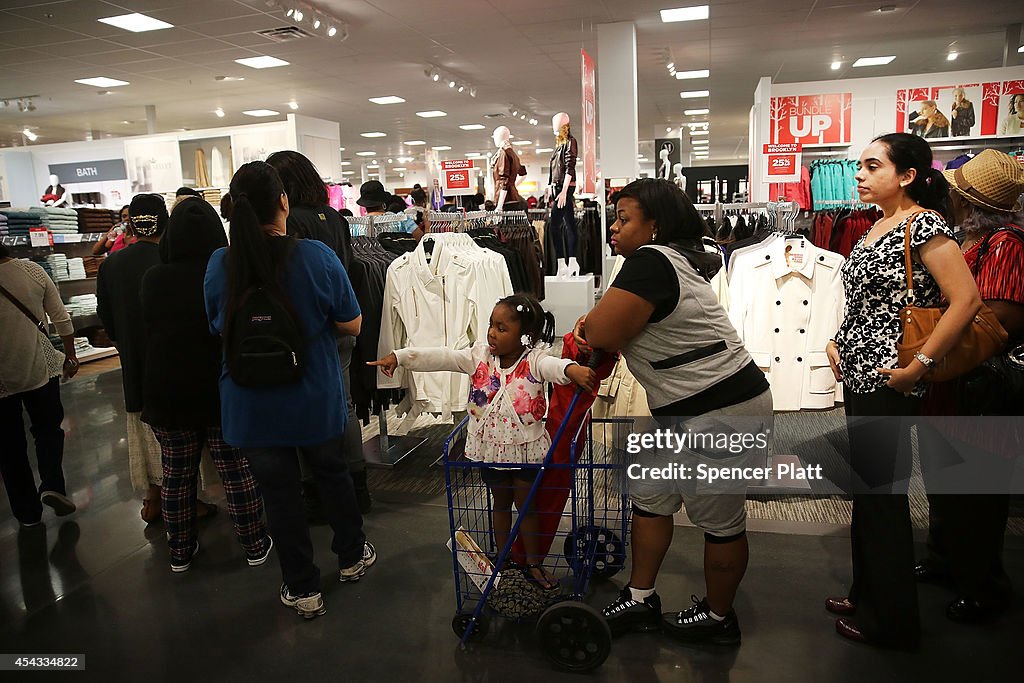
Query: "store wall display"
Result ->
[[770, 93, 852, 146], [680, 165, 748, 204], [47, 159, 127, 183], [580, 48, 597, 194], [897, 79, 1024, 138]]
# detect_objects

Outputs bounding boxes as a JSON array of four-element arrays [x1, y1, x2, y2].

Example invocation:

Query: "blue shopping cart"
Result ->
[[442, 393, 633, 672]]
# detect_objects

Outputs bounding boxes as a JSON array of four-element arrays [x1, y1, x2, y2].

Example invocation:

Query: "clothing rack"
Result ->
[[694, 200, 797, 229]]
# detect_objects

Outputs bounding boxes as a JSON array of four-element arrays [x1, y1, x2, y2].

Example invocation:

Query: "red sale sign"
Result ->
[[770, 93, 852, 146], [441, 159, 476, 196], [580, 49, 597, 194], [762, 143, 802, 184]]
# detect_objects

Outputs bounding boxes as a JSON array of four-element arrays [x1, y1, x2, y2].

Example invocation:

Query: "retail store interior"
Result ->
[[1, 1, 1023, 680]]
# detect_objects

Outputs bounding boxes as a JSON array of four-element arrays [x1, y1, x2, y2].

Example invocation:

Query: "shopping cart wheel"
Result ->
[[563, 525, 626, 579], [536, 601, 612, 672], [451, 613, 489, 641]]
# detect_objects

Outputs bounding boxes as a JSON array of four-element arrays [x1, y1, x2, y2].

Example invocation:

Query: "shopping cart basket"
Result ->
[[443, 392, 633, 672]]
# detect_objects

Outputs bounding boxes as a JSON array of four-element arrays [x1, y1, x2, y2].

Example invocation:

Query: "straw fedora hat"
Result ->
[[942, 149, 1024, 213]]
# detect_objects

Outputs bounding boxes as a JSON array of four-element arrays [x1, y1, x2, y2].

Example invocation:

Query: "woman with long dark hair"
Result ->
[[824, 133, 983, 648], [265, 150, 370, 513], [204, 161, 372, 620]]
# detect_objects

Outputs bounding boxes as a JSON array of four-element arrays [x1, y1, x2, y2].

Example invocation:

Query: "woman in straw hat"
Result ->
[[916, 148, 1024, 624]]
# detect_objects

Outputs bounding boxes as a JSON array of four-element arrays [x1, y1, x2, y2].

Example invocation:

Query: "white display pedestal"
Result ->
[[545, 275, 596, 337], [603, 256, 619, 289]]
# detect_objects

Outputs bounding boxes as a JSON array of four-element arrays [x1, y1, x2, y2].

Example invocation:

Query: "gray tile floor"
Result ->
[[1, 370, 1021, 681]]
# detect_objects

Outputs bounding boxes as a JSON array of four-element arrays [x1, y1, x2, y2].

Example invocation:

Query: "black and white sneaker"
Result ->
[[170, 541, 199, 573], [339, 541, 376, 582], [662, 595, 741, 646], [601, 586, 662, 635], [280, 584, 327, 619]]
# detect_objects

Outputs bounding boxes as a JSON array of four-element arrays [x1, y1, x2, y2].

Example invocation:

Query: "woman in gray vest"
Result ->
[[575, 178, 771, 647]]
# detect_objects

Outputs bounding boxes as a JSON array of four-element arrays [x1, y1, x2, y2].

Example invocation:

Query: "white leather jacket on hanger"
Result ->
[[727, 235, 845, 410]]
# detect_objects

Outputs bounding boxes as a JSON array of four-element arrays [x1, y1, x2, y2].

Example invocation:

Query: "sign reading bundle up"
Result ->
[[770, 93, 852, 146]]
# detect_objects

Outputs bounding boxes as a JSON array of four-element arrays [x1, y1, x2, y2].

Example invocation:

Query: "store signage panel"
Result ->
[[762, 143, 802, 184], [48, 159, 127, 182], [897, 79, 1024, 138], [581, 48, 597, 194], [770, 93, 852, 146], [440, 159, 476, 196]]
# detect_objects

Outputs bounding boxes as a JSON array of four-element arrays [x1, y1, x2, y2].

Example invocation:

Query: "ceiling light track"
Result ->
[[1, 95, 39, 112], [508, 105, 539, 126], [266, 1, 348, 40], [425, 64, 477, 98]]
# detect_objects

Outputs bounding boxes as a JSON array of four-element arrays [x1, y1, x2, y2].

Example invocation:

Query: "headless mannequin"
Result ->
[[491, 126, 525, 212], [660, 143, 673, 180], [547, 113, 579, 274], [42, 174, 68, 207]]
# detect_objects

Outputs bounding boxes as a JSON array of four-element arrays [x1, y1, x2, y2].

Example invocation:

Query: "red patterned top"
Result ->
[[964, 227, 1024, 304]]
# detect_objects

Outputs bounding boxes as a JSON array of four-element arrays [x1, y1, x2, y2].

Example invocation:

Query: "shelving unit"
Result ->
[[7, 225, 117, 365]]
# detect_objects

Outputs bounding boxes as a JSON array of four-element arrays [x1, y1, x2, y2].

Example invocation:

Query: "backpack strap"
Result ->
[[0, 281, 46, 334]]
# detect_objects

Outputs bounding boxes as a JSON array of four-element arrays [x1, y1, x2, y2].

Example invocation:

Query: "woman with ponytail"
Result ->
[[204, 161, 373, 620], [824, 133, 983, 648]]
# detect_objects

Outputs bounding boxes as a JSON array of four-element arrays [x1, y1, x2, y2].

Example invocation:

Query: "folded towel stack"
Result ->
[[67, 257, 87, 280], [66, 294, 98, 317], [0, 209, 45, 236], [83, 256, 101, 278], [76, 208, 118, 233], [46, 253, 70, 281]]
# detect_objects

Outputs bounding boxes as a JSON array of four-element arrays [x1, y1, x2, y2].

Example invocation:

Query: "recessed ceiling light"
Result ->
[[360, 132, 387, 138], [98, 12, 173, 32], [465, 152, 483, 158], [536, 147, 554, 153], [676, 69, 710, 80], [946, 51, 958, 61], [512, 140, 532, 146], [214, 108, 225, 118], [852, 55, 895, 67], [460, 124, 486, 130], [638, 157, 648, 161], [660, 6, 710, 23], [215, 75, 245, 82], [1019, 45, 1024, 53], [690, 130, 709, 136], [403, 140, 427, 145], [23, 128, 37, 141], [684, 109, 710, 115], [242, 109, 280, 117], [342, 170, 355, 175], [667, 62, 675, 70], [831, 61, 842, 70], [74, 77, 129, 88], [393, 167, 407, 171], [416, 110, 447, 118], [367, 162, 379, 167], [121, 120, 133, 124], [877, 5, 897, 13], [369, 96, 405, 105], [340, 161, 352, 166], [680, 90, 710, 99], [432, 145, 452, 151], [356, 151, 376, 156], [235, 56, 290, 69], [287, 101, 298, 110]]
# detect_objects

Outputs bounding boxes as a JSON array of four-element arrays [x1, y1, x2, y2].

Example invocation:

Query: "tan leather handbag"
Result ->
[[896, 211, 1008, 382]]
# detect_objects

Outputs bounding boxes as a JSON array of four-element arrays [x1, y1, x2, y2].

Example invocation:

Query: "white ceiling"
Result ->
[[1, 0, 1022, 173]]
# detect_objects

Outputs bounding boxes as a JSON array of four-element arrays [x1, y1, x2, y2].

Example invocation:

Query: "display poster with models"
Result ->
[[897, 79, 1024, 138], [580, 48, 597, 194]]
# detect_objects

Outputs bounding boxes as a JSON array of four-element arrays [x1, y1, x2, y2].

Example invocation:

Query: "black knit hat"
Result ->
[[129, 193, 169, 237]]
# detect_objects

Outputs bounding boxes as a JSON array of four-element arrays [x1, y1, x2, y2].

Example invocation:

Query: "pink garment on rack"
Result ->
[[327, 184, 345, 211]]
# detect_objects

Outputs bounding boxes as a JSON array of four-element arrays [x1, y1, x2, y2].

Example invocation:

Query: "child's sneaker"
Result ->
[[339, 541, 376, 582], [279, 584, 326, 619]]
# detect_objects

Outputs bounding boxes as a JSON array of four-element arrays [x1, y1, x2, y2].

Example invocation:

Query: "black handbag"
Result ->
[[956, 226, 1024, 415]]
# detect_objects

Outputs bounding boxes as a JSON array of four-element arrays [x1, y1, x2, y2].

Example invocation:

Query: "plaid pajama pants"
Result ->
[[152, 427, 268, 562]]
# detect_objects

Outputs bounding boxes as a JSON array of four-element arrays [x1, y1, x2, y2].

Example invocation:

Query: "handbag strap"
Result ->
[[901, 210, 944, 305], [0, 281, 46, 334]]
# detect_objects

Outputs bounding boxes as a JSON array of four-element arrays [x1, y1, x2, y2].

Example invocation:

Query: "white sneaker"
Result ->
[[280, 584, 327, 619], [339, 541, 377, 582]]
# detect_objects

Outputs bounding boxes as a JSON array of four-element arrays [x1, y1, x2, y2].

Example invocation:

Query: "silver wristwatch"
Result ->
[[914, 352, 935, 368]]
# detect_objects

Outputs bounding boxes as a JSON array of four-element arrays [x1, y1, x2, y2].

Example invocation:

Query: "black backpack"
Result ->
[[225, 250, 306, 388]]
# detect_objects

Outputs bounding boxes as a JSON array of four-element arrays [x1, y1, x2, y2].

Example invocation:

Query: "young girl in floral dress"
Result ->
[[371, 294, 595, 589]]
